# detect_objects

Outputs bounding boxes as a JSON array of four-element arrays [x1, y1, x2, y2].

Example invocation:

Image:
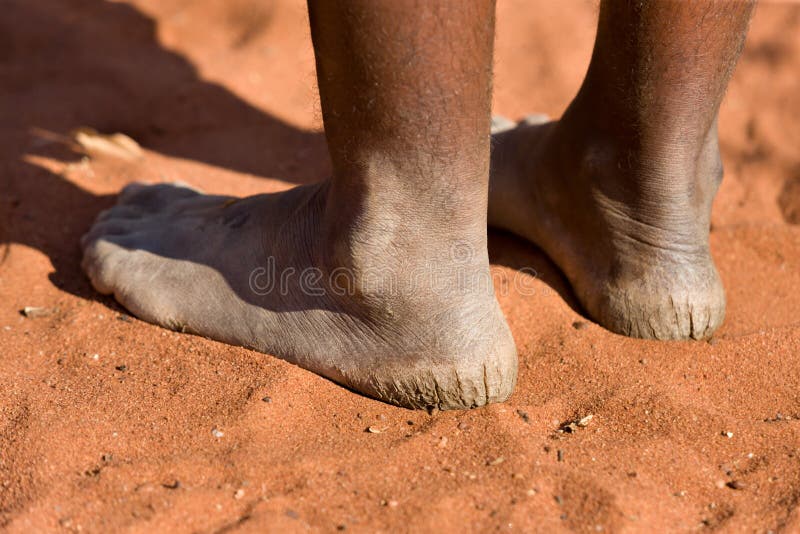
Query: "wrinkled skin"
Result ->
[[82, 0, 754, 409]]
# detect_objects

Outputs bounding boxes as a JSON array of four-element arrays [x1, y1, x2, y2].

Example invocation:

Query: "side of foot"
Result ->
[[489, 114, 725, 340], [82, 181, 517, 409]]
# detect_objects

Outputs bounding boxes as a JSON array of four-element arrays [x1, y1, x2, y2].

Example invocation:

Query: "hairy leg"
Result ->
[[490, 0, 755, 339], [81, 0, 517, 409]]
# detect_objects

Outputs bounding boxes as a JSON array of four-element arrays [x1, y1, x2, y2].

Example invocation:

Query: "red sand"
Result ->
[[1, 1, 799, 531]]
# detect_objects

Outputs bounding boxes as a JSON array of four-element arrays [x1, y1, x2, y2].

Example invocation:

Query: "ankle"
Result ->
[[327, 149, 489, 216], [554, 96, 724, 203], [562, 90, 723, 178], [323, 163, 488, 256]]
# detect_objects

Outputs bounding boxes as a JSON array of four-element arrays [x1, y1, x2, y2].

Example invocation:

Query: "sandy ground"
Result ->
[[1, 0, 799, 532]]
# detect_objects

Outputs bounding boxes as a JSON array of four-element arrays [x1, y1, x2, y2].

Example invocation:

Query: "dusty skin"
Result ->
[[82, 0, 519, 411], [1, 0, 800, 531], [81, 180, 517, 410], [82, 0, 747, 409], [489, 114, 725, 340]]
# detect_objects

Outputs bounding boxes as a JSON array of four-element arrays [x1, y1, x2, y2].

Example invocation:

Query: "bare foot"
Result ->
[[489, 114, 725, 340], [81, 181, 517, 409]]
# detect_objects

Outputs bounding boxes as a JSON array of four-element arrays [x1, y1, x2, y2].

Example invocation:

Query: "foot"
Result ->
[[489, 113, 725, 340], [81, 181, 517, 409]]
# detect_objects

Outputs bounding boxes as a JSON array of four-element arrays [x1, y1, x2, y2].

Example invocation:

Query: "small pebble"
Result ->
[[212, 428, 224, 438], [261, 396, 272, 403], [234, 489, 245, 499], [487, 456, 505, 466], [577, 414, 594, 427], [572, 321, 588, 330], [516, 410, 530, 423], [726, 480, 745, 490], [457, 421, 469, 431], [722, 431, 734, 438], [115, 365, 127, 372], [557, 450, 564, 462]]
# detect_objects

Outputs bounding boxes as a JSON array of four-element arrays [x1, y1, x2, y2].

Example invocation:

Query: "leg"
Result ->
[[490, 0, 755, 339], [81, 0, 517, 409]]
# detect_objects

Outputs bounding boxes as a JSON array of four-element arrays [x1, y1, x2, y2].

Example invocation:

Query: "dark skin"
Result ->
[[491, 0, 755, 339], [82, 1, 755, 409]]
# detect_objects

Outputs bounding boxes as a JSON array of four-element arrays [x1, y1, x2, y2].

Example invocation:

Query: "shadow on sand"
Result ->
[[0, 0, 582, 316]]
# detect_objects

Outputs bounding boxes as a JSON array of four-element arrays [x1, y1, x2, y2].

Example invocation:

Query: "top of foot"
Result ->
[[82, 181, 517, 409], [489, 114, 725, 340]]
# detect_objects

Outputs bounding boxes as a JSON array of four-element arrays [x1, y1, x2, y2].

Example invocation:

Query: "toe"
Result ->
[[95, 204, 143, 223], [81, 238, 126, 295], [81, 219, 141, 251], [118, 182, 204, 211]]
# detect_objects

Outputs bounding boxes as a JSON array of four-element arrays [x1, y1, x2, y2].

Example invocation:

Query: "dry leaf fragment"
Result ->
[[21, 306, 56, 318], [72, 127, 143, 161]]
